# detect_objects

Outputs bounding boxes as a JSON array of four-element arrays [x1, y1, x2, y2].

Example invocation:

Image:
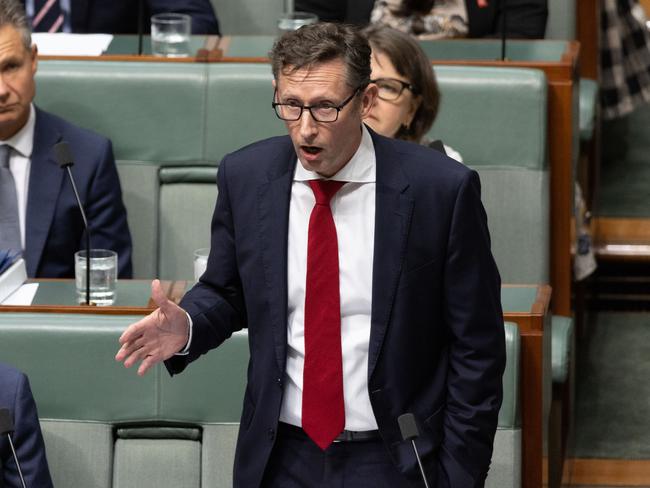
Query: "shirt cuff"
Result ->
[[174, 312, 193, 356]]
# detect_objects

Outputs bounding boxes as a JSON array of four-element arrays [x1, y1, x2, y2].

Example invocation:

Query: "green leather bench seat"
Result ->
[[36, 62, 551, 285], [0, 313, 245, 488], [0, 312, 519, 488], [433, 66, 550, 285]]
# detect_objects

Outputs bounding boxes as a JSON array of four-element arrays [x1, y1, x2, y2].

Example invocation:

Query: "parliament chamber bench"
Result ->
[[0, 314, 520, 488], [31, 60, 562, 487]]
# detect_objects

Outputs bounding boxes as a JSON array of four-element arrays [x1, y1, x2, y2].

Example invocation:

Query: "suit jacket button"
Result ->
[[268, 428, 275, 441], [276, 377, 283, 387]]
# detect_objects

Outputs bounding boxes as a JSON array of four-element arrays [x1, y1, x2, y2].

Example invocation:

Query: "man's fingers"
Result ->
[[151, 279, 173, 312], [138, 355, 159, 377]]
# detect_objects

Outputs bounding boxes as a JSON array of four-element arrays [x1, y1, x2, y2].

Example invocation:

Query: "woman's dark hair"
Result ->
[[363, 24, 440, 142], [270, 22, 371, 91]]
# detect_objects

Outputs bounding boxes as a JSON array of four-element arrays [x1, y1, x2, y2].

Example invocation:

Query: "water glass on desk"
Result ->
[[151, 13, 191, 57], [277, 12, 318, 34], [194, 248, 209, 282], [75, 249, 117, 306]]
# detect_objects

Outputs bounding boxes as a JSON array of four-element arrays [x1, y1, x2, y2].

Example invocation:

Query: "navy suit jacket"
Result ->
[[0, 363, 53, 488], [166, 129, 505, 487], [25, 107, 132, 279], [24, 0, 219, 35]]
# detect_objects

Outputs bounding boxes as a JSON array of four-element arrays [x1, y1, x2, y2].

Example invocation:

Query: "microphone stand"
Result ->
[[64, 165, 91, 305], [137, 0, 145, 55], [55, 142, 91, 306], [398, 413, 431, 488], [501, 0, 508, 61], [0, 409, 26, 488], [6, 433, 26, 488]]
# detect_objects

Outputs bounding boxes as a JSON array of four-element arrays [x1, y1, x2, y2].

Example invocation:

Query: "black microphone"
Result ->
[[54, 141, 91, 306], [0, 408, 27, 488], [398, 413, 431, 488]]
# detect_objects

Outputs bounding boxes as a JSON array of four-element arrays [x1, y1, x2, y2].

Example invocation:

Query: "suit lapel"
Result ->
[[368, 132, 413, 379], [24, 109, 64, 277], [257, 139, 296, 374]]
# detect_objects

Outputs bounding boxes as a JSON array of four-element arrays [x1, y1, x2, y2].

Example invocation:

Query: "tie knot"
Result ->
[[309, 180, 346, 205], [0, 145, 10, 169]]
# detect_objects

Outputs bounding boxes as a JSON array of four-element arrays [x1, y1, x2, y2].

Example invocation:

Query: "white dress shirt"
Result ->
[[279, 125, 378, 431], [1, 105, 36, 250]]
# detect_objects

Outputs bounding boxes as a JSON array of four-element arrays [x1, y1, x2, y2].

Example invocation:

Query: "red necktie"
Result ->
[[302, 179, 346, 450]]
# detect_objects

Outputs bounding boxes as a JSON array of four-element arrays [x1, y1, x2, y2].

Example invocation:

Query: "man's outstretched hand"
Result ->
[[115, 279, 190, 376]]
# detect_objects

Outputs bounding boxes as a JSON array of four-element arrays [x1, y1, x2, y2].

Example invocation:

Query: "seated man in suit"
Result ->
[[24, 0, 220, 35], [0, 362, 53, 488], [0, 0, 132, 278]]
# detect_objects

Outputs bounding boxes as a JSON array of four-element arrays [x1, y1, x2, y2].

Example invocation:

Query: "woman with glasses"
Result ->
[[362, 24, 462, 161]]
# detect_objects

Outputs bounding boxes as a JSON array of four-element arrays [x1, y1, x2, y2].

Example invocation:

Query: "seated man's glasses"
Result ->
[[371, 78, 417, 101], [272, 86, 362, 123]]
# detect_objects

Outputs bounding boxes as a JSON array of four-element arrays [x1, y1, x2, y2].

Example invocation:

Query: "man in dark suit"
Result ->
[[25, 0, 220, 35], [0, 363, 53, 488], [117, 22, 505, 487], [0, 0, 132, 278]]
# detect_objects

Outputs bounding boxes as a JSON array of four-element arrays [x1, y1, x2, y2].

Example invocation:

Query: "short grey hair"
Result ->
[[0, 0, 32, 51]]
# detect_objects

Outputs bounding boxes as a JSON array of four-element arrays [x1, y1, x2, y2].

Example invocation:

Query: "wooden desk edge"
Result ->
[[0, 279, 188, 315]]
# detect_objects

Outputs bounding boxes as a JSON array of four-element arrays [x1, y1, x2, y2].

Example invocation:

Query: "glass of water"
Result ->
[[194, 248, 209, 282], [151, 13, 191, 57], [75, 249, 118, 306], [277, 12, 318, 34]]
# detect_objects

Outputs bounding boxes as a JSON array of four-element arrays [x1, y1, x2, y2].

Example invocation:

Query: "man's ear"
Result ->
[[359, 83, 378, 118], [31, 44, 38, 74], [272, 79, 276, 89]]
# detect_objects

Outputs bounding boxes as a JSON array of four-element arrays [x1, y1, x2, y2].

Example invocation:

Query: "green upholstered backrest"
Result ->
[[432, 66, 547, 170], [545, 0, 576, 40], [433, 66, 549, 284], [158, 167, 217, 280], [35, 62, 209, 163], [205, 63, 285, 162]]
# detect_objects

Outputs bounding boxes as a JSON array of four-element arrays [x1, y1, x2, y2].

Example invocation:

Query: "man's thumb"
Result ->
[[151, 279, 171, 310]]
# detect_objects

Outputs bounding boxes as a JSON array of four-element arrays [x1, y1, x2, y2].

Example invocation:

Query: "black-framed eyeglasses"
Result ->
[[371, 78, 416, 101], [272, 86, 362, 123]]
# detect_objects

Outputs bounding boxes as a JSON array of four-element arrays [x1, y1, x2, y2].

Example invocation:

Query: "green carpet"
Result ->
[[598, 104, 650, 218], [575, 312, 650, 458]]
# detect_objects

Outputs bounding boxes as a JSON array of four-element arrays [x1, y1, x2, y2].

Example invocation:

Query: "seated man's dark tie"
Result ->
[[32, 0, 64, 33], [0, 145, 22, 253]]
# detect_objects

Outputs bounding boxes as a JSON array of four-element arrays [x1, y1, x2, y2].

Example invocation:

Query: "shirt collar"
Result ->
[[0, 104, 36, 158], [294, 124, 376, 183]]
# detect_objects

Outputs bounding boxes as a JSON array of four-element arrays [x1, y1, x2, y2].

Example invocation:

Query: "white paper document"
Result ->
[[32, 33, 114, 56], [2, 283, 39, 306], [0, 258, 28, 303]]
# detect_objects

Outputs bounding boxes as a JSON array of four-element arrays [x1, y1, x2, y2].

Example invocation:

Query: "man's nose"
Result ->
[[0, 75, 9, 99], [298, 109, 318, 139]]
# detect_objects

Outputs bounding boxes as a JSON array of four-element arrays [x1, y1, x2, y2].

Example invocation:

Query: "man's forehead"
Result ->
[[276, 59, 350, 90], [0, 25, 28, 59]]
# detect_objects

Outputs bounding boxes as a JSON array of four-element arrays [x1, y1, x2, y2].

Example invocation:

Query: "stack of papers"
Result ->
[[32, 33, 114, 56], [0, 257, 27, 304]]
